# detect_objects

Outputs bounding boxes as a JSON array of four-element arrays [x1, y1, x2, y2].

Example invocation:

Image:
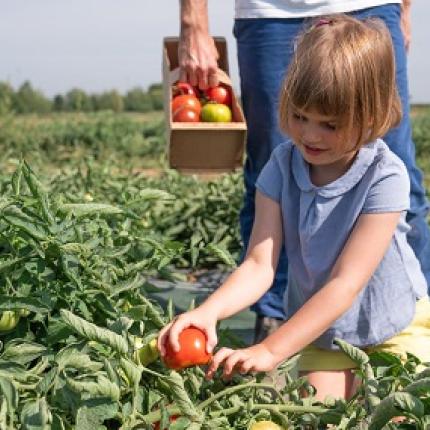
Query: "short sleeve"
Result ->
[[361, 155, 410, 214], [255, 146, 285, 203]]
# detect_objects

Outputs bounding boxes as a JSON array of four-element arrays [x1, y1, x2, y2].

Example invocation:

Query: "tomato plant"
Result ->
[[201, 103, 232, 123], [171, 95, 201, 117], [204, 84, 231, 106], [172, 82, 199, 98], [163, 327, 211, 370], [172, 107, 200, 122]]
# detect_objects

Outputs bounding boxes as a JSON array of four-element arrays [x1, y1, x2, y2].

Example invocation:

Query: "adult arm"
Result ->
[[401, 0, 412, 52], [179, 0, 219, 88]]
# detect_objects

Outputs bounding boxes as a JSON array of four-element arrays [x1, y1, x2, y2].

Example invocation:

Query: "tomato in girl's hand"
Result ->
[[171, 95, 201, 116], [204, 84, 232, 106], [163, 327, 212, 370], [172, 82, 199, 98], [172, 107, 200, 122]]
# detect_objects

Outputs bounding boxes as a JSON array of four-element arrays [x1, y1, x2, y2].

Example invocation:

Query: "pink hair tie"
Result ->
[[315, 18, 333, 28]]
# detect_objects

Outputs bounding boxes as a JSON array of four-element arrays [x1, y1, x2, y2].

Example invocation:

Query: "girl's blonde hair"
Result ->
[[279, 14, 402, 148]]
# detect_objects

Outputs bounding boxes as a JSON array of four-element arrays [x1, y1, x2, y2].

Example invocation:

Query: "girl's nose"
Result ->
[[302, 124, 322, 143]]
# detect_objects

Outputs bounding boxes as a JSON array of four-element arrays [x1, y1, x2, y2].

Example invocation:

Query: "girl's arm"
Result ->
[[200, 191, 283, 320], [207, 211, 402, 378], [262, 211, 402, 361], [159, 191, 283, 354]]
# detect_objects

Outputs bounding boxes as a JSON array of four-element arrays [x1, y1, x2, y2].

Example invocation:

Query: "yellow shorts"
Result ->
[[298, 297, 430, 372]]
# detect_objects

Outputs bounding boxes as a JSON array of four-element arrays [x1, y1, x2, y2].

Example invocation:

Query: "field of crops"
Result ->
[[0, 109, 430, 429]]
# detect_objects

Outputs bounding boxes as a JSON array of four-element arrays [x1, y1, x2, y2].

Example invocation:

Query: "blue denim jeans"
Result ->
[[234, 4, 430, 318]]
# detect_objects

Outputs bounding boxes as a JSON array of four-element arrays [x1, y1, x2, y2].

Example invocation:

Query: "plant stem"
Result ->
[[197, 380, 284, 410]]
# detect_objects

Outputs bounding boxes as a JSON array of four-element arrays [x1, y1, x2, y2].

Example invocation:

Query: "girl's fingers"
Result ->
[[223, 351, 248, 379], [206, 347, 233, 378], [157, 323, 173, 356], [168, 317, 193, 352], [239, 357, 254, 374], [205, 325, 218, 354]]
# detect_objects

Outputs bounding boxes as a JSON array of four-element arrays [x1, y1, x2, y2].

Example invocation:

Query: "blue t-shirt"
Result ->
[[256, 139, 427, 350]]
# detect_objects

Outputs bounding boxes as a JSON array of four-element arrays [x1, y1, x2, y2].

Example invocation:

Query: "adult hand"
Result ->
[[400, 0, 412, 52], [178, 29, 219, 90], [206, 343, 281, 380], [158, 309, 218, 358]]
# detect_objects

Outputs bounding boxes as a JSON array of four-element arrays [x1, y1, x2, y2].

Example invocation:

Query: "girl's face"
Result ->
[[287, 107, 359, 177]]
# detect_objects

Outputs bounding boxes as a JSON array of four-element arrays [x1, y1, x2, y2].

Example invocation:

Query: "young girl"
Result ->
[[158, 14, 430, 400]]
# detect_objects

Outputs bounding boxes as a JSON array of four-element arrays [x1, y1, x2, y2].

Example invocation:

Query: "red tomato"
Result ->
[[172, 107, 200, 122], [172, 82, 199, 98], [171, 95, 201, 116], [164, 327, 212, 370], [153, 415, 179, 430], [204, 84, 232, 106]]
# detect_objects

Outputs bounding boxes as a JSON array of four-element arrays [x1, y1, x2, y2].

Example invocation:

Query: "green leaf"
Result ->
[[164, 371, 202, 422], [59, 203, 123, 217], [20, 397, 51, 430], [1, 205, 49, 241], [60, 309, 129, 355], [405, 377, 430, 397], [66, 374, 120, 401], [56, 346, 103, 372], [0, 296, 49, 314], [36, 367, 58, 396], [75, 398, 118, 430], [206, 243, 236, 267], [1, 340, 47, 365], [369, 392, 424, 430], [334, 339, 369, 366], [0, 376, 18, 414]]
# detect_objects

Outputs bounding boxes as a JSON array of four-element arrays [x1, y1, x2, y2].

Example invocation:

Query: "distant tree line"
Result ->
[[0, 81, 163, 115]]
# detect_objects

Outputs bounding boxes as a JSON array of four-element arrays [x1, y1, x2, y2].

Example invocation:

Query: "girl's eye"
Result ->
[[324, 123, 337, 131], [293, 112, 306, 122]]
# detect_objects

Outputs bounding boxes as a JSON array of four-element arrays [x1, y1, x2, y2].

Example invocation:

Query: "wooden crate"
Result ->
[[163, 37, 247, 173]]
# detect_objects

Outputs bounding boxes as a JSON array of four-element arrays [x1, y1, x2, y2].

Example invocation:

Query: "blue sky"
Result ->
[[1, 0, 429, 102]]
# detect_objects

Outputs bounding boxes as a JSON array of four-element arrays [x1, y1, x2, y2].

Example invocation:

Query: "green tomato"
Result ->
[[0, 311, 20, 332], [250, 421, 283, 430], [201, 103, 232, 122], [19, 309, 30, 317], [133, 338, 159, 367]]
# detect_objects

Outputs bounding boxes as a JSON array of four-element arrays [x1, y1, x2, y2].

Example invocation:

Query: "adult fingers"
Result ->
[[196, 64, 219, 90]]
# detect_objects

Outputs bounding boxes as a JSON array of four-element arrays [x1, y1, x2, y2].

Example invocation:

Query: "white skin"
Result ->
[[158, 107, 402, 400], [178, 0, 412, 91]]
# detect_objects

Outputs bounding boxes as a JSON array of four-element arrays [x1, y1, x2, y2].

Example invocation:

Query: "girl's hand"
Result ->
[[206, 343, 280, 380], [158, 309, 218, 358]]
